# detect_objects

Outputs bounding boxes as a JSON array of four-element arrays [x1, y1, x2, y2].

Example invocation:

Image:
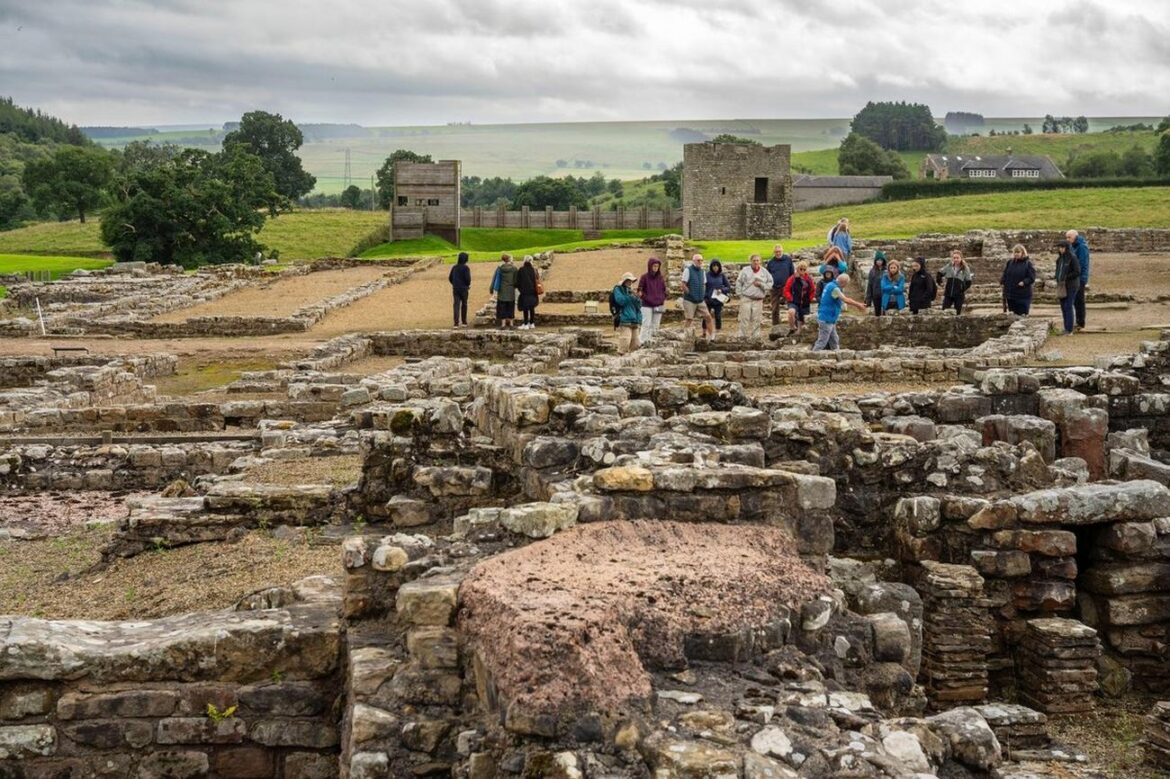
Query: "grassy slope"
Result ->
[[0, 210, 389, 261], [0, 254, 113, 277]]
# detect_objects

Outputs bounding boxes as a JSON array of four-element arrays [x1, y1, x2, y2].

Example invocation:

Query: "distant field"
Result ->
[[95, 116, 1161, 193]]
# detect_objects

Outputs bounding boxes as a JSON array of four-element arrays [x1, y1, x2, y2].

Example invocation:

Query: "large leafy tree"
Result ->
[[100, 146, 277, 267], [1156, 132, 1170, 177], [222, 110, 315, 210], [21, 145, 114, 222], [376, 149, 432, 208], [850, 101, 946, 152], [511, 176, 589, 210], [837, 133, 911, 179]]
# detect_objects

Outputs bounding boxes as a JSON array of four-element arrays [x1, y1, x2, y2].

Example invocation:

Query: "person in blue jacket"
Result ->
[[1067, 229, 1090, 330], [879, 259, 906, 313], [765, 245, 795, 326], [612, 272, 643, 353], [829, 218, 853, 259], [448, 252, 472, 327]]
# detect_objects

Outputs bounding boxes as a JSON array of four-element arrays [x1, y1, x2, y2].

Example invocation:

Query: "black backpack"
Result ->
[[608, 288, 620, 328]]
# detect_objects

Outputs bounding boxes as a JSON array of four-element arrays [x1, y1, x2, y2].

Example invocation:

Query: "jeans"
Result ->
[[812, 321, 839, 351], [452, 289, 468, 326], [1074, 286, 1086, 328], [1059, 293, 1076, 333], [738, 298, 765, 339], [639, 305, 664, 343]]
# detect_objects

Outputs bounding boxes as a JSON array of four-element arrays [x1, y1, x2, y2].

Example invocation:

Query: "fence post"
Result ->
[[569, 205, 577, 229]]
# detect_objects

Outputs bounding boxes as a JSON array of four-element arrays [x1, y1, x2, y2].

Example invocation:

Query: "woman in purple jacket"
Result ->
[[636, 257, 668, 344]]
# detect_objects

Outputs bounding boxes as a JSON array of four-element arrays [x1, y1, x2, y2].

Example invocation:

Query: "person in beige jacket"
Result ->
[[736, 254, 772, 340]]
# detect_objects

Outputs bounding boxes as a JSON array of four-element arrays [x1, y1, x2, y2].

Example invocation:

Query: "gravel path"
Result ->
[[154, 266, 390, 321]]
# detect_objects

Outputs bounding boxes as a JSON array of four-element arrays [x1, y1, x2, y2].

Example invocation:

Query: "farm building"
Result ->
[[921, 151, 1064, 181]]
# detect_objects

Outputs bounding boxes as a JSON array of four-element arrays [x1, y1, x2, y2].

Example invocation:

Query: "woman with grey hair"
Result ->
[[516, 255, 541, 329]]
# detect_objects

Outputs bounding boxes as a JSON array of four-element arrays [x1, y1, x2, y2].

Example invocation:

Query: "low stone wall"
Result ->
[[0, 440, 255, 492], [2, 398, 339, 434], [0, 601, 342, 776]]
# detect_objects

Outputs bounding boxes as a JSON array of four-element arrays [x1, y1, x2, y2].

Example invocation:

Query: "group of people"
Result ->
[[448, 252, 544, 329], [452, 223, 1093, 344]]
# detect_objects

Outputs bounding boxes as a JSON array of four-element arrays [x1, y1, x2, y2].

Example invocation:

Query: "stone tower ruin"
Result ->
[[681, 141, 793, 240]]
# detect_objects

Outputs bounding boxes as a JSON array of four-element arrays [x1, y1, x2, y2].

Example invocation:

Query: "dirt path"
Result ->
[[544, 248, 660, 291], [154, 266, 390, 321]]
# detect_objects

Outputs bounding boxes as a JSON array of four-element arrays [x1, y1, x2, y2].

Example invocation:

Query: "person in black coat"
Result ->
[[1000, 244, 1036, 315], [516, 255, 541, 329], [865, 252, 887, 316], [448, 252, 472, 327], [1054, 240, 1081, 335], [908, 257, 937, 314]]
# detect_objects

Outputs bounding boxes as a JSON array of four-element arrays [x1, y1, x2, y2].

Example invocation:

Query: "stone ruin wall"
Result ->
[[5, 240, 1170, 775]]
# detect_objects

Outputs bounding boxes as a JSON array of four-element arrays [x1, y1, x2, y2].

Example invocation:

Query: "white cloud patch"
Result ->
[[0, 0, 1166, 126]]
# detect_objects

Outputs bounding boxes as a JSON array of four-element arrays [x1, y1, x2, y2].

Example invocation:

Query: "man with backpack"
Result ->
[[1067, 229, 1091, 330], [680, 253, 715, 340]]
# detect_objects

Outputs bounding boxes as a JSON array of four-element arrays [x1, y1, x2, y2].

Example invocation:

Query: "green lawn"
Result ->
[[790, 186, 1170, 239], [0, 254, 113, 277], [0, 209, 388, 261], [361, 227, 673, 262]]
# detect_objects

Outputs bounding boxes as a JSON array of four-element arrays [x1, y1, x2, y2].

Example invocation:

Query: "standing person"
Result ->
[[491, 253, 518, 329], [611, 272, 643, 353], [831, 218, 853, 260], [736, 254, 772, 340], [783, 261, 815, 336], [1001, 244, 1036, 315], [812, 272, 866, 351], [908, 258, 937, 314], [815, 266, 836, 311], [765, 245, 795, 326], [636, 257, 667, 344], [680, 253, 715, 340], [880, 259, 906, 314], [1054, 240, 1082, 336], [448, 252, 471, 328], [1067, 229, 1091, 330], [865, 252, 888, 316], [704, 259, 732, 336], [938, 250, 974, 315], [516, 255, 540, 329], [827, 217, 848, 243]]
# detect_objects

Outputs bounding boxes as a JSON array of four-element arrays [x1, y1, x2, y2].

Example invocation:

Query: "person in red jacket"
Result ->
[[783, 260, 815, 336]]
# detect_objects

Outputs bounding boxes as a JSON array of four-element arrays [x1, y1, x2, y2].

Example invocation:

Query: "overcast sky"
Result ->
[[1, 0, 1167, 127]]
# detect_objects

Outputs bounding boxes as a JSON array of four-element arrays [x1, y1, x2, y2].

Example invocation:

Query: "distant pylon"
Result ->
[[343, 148, 352, 189]]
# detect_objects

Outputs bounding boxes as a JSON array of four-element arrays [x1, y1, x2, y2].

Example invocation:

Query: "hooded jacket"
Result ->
[[880, 272, 906, 311], [908, 265, 937, 310], [705, 262, 731, 303], [765, 254, 795, 289], [637, 258, 668, 307], [612, 283, 643, 326], [495, 262, 518, 303], [449, 256, 471, 293], [1070, 235, 1090, 286], [938, 262, 973, 299], [865, 260, 886, 306], [1054, 244, 1081, 294]]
